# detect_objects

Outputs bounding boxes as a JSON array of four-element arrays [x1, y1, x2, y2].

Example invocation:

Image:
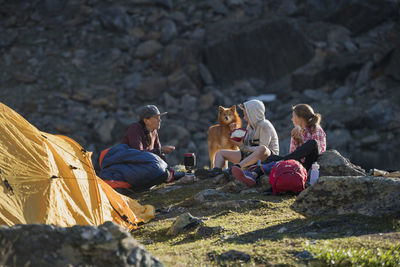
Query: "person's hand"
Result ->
[[162, 145, 175, 154], [291, 126, 301, 138], [229, 122, 238, 131], [291, 126, 303, 144]]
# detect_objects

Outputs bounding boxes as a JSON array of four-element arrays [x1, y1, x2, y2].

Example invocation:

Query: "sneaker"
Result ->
[[194, 167, 223, 179], [247, 165, 259, 172], [231, 166, 256, 187], [166, 169, 175, 183], [166, 169, 186, 183], [260, 161, 277, 175]]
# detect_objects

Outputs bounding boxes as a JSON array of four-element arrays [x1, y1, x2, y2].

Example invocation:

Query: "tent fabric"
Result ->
[[100, 144, 168, 190], [0, 102, 154, 230]]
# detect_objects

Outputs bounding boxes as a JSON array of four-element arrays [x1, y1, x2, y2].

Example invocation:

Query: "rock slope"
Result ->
[[0, 0, 399, 170]]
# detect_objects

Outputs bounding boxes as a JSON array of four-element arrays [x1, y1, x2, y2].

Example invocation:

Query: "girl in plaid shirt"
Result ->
[[257, 103, 326, 170], [287, 104, 326, 169], [290, 104, 326, 153]]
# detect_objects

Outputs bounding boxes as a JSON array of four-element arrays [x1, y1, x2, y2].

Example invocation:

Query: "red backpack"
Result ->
[[269, 160, 307, 195]]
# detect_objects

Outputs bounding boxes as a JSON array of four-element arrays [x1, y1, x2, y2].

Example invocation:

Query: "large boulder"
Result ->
[[303, 0, 398, 35], [291, 51, 365, 91], [318, 149, 366, 176], [292, 176, 400, 217], [325, 0, 398, 35], [0, 222, 163, 267], [204, 18, 313, 87]]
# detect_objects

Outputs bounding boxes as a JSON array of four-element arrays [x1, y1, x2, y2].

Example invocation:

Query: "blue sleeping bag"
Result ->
[[100, 144, 168, 190]]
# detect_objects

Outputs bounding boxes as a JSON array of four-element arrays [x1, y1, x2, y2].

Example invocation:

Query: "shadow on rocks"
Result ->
[[224, 214, 399, 244]]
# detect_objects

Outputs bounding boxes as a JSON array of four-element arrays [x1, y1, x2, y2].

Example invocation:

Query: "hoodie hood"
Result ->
[[243, 100, 265, 128]]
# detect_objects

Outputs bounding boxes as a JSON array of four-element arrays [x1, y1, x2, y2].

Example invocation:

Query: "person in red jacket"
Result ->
[[121, 105, 184, 181], [121, 105, 175, 160]]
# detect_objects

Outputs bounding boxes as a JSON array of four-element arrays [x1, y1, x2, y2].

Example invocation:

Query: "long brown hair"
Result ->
[[292, 104, 321, 130]]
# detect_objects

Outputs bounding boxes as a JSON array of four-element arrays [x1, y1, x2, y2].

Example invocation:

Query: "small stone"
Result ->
[[344, 41, 358, 52], [167, 212, 204, 236], [13, 73, 37, 83], [277, 226, 287, 233], [219, 232, 237, 241], [332, 86, 351, 99], [199, 63, 214, 85], [218, 250, 250, 262], [156, 185, 183, 195], [225, 0, 244, 8], [174, 174, 197, 184], [214, 173, 229, 184], [239, 188, 258, 194], [193, 189, 226, 203], [295, 250, 313, 260], [195, 226, 224, 237], [134, 40, 162, 59], [161, 20, 177, 43]]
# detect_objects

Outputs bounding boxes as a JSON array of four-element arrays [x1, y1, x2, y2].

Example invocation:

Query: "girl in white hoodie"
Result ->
[[213, 99, 279, 170]]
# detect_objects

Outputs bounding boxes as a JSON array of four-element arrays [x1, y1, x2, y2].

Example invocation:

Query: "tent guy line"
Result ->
[[0, 169, 14, 195], [41, 133, 94, 170]]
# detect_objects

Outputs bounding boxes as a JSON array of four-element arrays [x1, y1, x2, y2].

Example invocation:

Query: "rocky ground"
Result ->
[[0, 150, 399, 265], [130, 150, 400, 266], [0, 0, 399, 171]]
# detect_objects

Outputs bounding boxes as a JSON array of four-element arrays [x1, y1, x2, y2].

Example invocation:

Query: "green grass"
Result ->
[[131, 179, 400, 266], [307, 241, 400, 266]]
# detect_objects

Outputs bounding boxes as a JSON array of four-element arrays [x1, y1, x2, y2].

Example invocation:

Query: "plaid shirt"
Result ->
[[289, 125, 326, 154]]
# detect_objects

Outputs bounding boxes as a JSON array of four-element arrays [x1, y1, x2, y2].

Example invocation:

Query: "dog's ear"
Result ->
[[230, 105, 236, 112], [219, 106, 224, 113]]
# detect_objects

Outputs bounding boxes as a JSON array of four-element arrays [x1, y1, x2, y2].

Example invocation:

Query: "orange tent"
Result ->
[[0, 102, 154, 230]]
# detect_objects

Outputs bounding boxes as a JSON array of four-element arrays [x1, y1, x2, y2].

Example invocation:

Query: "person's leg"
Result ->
[[214, 149, 242, 169], [132, 171, 169, 191], [238, 146, 270, 168], [282, 139, 319, 170], [264, 154, 283, 163], [195, 149, 241, 179], [166, 168, 186, 182]]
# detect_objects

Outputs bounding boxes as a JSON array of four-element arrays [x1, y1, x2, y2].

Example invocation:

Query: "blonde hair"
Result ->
[[292, 104, 321, 129]]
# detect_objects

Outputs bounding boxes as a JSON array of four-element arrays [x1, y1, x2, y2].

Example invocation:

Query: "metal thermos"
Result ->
[[184, 153, 196, 173]]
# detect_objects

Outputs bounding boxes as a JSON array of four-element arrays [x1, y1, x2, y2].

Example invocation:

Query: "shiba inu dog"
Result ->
[[207, 105, 241, 168]]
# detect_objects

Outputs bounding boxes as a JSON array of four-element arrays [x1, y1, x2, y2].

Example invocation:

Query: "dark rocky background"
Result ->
[[1, 0, 399, 172]]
